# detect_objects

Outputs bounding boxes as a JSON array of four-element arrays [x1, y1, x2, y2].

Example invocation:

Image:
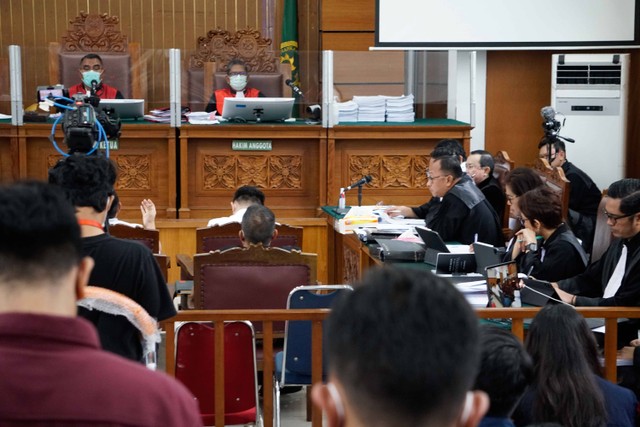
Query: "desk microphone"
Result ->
[[285, 79, 304, 98], [345, 175, 372, 191]]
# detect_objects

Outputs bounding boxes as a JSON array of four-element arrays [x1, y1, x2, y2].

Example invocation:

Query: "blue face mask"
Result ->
[[82, 70, 101, 88]]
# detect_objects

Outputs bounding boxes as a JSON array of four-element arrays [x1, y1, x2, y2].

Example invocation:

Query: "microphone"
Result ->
[[285, 79, 304, 98], [90, 80, 98, 95], [540, 106, 556, 122], [345, 175, 372, 191]]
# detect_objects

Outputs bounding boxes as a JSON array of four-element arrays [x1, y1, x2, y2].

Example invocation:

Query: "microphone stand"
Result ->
[[358, 184, 363, 207]]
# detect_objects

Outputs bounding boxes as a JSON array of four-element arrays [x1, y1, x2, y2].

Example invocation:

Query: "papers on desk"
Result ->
[[336, 101, 358, 122], [0, 113, 11, 119], [385, 94, 415, 122], [353, 95, 386, 122], [186, 111, 219, 125], [453, 279, 488, 308]]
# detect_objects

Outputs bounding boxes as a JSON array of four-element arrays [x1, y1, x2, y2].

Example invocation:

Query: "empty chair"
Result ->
[[109, 223, 160, 253], [274, 285, 353, 427], [175, 321, 261, 426]]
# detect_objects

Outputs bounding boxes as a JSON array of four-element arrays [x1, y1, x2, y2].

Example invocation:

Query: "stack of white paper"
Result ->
[[336, 100, 358, 122], [385, 94, 415, 122], [353, 95, 386, 122]]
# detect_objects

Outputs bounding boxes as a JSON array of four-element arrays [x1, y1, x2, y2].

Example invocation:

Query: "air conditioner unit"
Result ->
[[551, 53, 629, 190]]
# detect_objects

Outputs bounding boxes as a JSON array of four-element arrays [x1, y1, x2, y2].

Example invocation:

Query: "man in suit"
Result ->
[[553, 178, 640, 308], [538, 138, 601, 252], [0, 181, 201, 426], [312, 267, 488, 427], [466, 149, 506, 221]]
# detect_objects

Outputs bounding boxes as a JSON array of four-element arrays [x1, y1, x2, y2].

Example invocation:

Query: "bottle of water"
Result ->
[[338, 188, 346, 210]]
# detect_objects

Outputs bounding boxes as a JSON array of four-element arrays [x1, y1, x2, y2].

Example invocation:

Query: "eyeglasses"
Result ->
[[603, 210, 636, 223], [426, 173, 448, 182], [465, 163, 480, 170], [506, 194, 517, 201], [518, 216, 530, 226], [228, 71, 248, 76]]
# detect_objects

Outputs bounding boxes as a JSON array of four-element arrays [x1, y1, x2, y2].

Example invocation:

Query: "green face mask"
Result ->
[[82, 70, 101, 88]]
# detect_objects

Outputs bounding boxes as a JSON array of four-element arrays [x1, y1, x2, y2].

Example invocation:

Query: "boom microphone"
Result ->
[[285, 79, 304, 98], [345, 175, 372, 191]]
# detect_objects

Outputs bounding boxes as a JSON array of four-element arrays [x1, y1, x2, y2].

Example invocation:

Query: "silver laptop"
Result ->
[[221, 97, 294, 122], [99, 99, 145, 119]]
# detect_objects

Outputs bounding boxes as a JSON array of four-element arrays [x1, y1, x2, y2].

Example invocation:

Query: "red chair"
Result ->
[[175, 321, 261, 426]]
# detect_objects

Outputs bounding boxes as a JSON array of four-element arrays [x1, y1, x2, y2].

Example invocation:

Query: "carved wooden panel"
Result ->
[[343, 244, 361, 285], [61, 12, 128, 52], [189, 27, 278, 72], [114, 155, 151, 190], [349, 154, 430, 189], [202, 154, 302, 190]]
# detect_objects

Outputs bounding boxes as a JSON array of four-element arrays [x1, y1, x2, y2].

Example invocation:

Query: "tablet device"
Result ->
[[415, 226, 449, 252], [99, 99, 145, 119], [520, 278, 561, 306], [485, 261, 519, 308], [221, 97, 295, 122], [473, 242, 503, 275]]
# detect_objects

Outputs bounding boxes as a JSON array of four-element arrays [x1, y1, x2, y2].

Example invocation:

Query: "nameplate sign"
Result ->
[[231, 140, 272, 151], [99, 139, 119, 150]]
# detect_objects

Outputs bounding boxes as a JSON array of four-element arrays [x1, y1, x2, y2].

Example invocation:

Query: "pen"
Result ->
[[526, 266, 534, 277]]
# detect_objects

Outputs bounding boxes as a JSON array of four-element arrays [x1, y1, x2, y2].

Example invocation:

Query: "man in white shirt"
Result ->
[[207, 185, 265, 227]]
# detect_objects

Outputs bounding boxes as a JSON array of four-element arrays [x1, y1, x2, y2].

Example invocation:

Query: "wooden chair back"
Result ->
[[591, 191, 612, 263], [197, 222, 304, 252], [186, 27, 292, 111], [48, 12, 146, 99], [192, 246, 317, 333], [493, 150, 515, 231], [109, 224, 160, 253], [533, 158, 571, 220]]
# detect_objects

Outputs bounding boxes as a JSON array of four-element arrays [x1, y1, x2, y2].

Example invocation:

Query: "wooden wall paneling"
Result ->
[[625, 50, 640, 178], [484, 51, 552, 167], [297, 0, 321, 105], [320, 0, 374, 31], [321, 32, 375, 51]]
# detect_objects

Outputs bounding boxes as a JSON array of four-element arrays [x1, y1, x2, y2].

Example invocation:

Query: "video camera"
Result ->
[[48, 93, 121, 157]]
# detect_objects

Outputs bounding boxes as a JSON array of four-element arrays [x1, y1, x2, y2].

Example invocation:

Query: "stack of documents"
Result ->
[[143, 107, 190, 123], [336, 100, 358, 122], [353, 95, 386, 122], [385, 95, 415, 122]]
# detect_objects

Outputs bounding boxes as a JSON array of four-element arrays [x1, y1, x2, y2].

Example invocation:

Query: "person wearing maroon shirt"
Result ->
[[68, 53, 124, 99], [0, 181, 201, 426]]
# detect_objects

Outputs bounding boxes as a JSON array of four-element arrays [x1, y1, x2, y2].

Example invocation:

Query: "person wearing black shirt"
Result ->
[[425, 153, 503, 246], [538, 138, 602, 252], [512, 186, 587, 282], [466, 150, 505, 222], [553, 179, 640, 307]]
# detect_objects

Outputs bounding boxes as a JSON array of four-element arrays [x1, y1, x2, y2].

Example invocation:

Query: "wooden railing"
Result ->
[[161, 307, 640, 427]]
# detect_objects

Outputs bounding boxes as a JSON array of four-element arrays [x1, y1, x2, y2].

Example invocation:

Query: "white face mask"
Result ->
[[229, 74, 248, 91]]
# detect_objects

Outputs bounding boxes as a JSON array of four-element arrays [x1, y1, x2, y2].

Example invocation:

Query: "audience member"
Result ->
[[552, 179, 640, 308], [107, 193, 157, 230], [538, 138, 601, 252], [311, 267, 488, 427], [68, 53, 124, 99], [467, 149, 506, 221], [387, 138, 467, 219], [240, 204, 278, 247], [425, 153, 503, 246], [0, 181, 201, 426], [207, 184, 265, 227], [474, 325, 533, 427], [512, 304, 636, 427], [205, 58, 265, 115], [511, 186, 587, 281], [49, 154, 175, 362]]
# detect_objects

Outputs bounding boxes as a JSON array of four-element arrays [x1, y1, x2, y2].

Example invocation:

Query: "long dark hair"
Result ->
[[525, 305, 606, 427]]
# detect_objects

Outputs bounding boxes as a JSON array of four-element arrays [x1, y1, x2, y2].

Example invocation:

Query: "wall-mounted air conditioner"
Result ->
[[551, 53, 629, 190]]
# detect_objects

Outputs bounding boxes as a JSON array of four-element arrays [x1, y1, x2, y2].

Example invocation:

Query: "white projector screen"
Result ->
[[376, 0, 640, 49]]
